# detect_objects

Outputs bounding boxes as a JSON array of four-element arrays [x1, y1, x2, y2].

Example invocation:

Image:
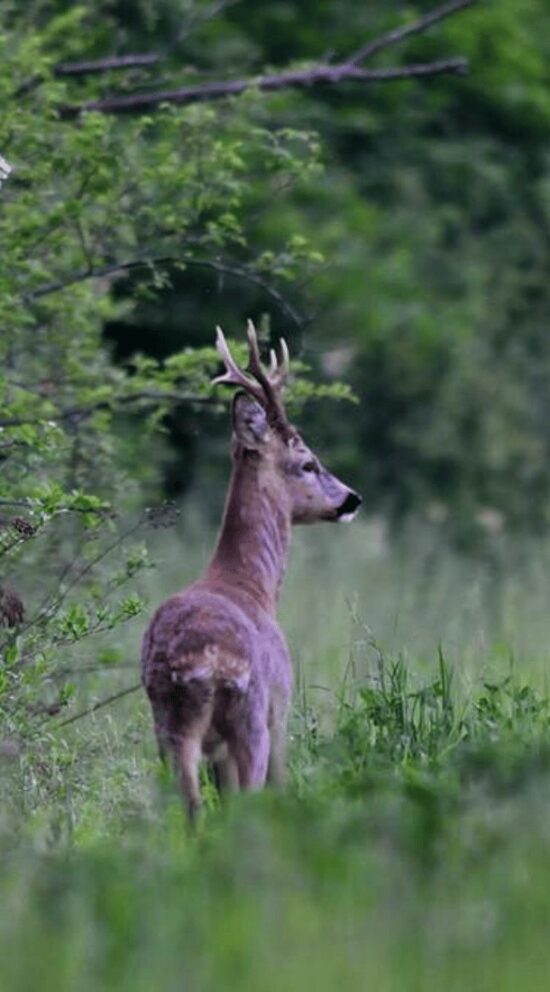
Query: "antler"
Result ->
[[247, 320, 290, 392], [213, 320, 294, 438], [212, 325, 266, 405]]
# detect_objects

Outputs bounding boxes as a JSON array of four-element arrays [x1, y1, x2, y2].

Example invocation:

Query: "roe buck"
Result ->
[[141, 321, 361, 819]]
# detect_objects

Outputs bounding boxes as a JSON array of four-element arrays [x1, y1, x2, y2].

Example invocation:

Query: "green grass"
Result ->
[[3, 519, 550, 991]]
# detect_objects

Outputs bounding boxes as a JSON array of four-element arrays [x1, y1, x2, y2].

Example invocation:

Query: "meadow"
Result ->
[[2, 516, 550, 991]]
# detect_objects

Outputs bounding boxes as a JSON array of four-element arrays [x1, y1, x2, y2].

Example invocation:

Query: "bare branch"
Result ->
[[25, 253, 307, 329], [53, 0, 473, 86], [348, 0, 476, 65], [59, 58, 467, 117], [54, 683, 141, 729], [26, 257, 175, 300], [54, 0, 242, 77], [55, 53, 161, 76], [181, 258, 308, 329]]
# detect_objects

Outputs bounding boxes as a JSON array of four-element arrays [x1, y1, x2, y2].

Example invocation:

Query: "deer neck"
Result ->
[[206, 454, 291, 615]]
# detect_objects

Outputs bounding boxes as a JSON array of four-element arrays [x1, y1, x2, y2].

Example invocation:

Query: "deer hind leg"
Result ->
[[149, 685, 213, 823], [176, 735, 203, 823], [173, 693, 215, 822], [151, 708, 170, 766], [230, 724, 270, 791]]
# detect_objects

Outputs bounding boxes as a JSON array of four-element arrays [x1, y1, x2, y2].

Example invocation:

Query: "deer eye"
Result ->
[[302, 460, 317, 473]]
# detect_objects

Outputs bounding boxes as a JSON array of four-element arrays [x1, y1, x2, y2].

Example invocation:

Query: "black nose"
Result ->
[[337, 491, 362, 517]]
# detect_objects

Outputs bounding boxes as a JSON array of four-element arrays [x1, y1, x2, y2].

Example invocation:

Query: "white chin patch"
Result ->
[[337, 511, 358, 523]]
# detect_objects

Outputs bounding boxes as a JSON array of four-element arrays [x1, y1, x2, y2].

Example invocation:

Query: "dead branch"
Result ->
[[55, 52, 161, 76], [348, 0, 476, 65], [25, 254, 307, 328], [55, 0, 474, 84], [54, 0, 242, 77], [54, 683, 141, 728], [59, 58, 468, 117], [54, 0, 476, 117]]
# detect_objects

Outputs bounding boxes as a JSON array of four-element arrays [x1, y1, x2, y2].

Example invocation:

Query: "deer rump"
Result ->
[[141, 591, 254, 755]]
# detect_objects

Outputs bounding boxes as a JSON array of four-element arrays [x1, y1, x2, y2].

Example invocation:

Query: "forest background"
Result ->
[[5, 0, 550, 540]]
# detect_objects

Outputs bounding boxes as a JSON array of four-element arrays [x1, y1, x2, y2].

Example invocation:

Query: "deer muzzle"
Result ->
[[336, 491, 362, 522]]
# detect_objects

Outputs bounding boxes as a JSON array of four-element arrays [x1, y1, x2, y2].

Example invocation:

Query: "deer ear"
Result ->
[[232, 392, 269, 448]]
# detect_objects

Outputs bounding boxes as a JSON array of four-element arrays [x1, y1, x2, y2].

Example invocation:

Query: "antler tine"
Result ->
[[246, 319, 265, 381], [264, 338, 291, 391], [215, 320, 295, 439], [269, 337, 290, 389], [246, 320, 290, 390], [245, 319, 294, 437], [212, 325, 265, 404], [279, 338, 290, 378], [246, 319, 281, 396]]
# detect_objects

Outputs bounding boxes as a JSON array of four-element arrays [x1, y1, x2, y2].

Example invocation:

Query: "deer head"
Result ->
[[213, 321, 361, 524]]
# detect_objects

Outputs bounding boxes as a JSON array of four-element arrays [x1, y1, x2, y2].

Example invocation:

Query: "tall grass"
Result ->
[[2, 515, 550, 991], [139, 513, 550, 685]]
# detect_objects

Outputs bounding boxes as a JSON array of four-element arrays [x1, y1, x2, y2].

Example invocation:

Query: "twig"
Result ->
[[56, 53, 162, 76], [59, 58, 468, 117], [46, 518, 144, 618], [182, 257, 308, 329], [348, 0, 476, 65], [54, 683, 141, 728], [54, 0, 242, 77], [26, 256, 176, 300]]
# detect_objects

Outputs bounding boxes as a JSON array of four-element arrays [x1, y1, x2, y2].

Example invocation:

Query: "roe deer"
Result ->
[[141, 322, 361, 819]]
